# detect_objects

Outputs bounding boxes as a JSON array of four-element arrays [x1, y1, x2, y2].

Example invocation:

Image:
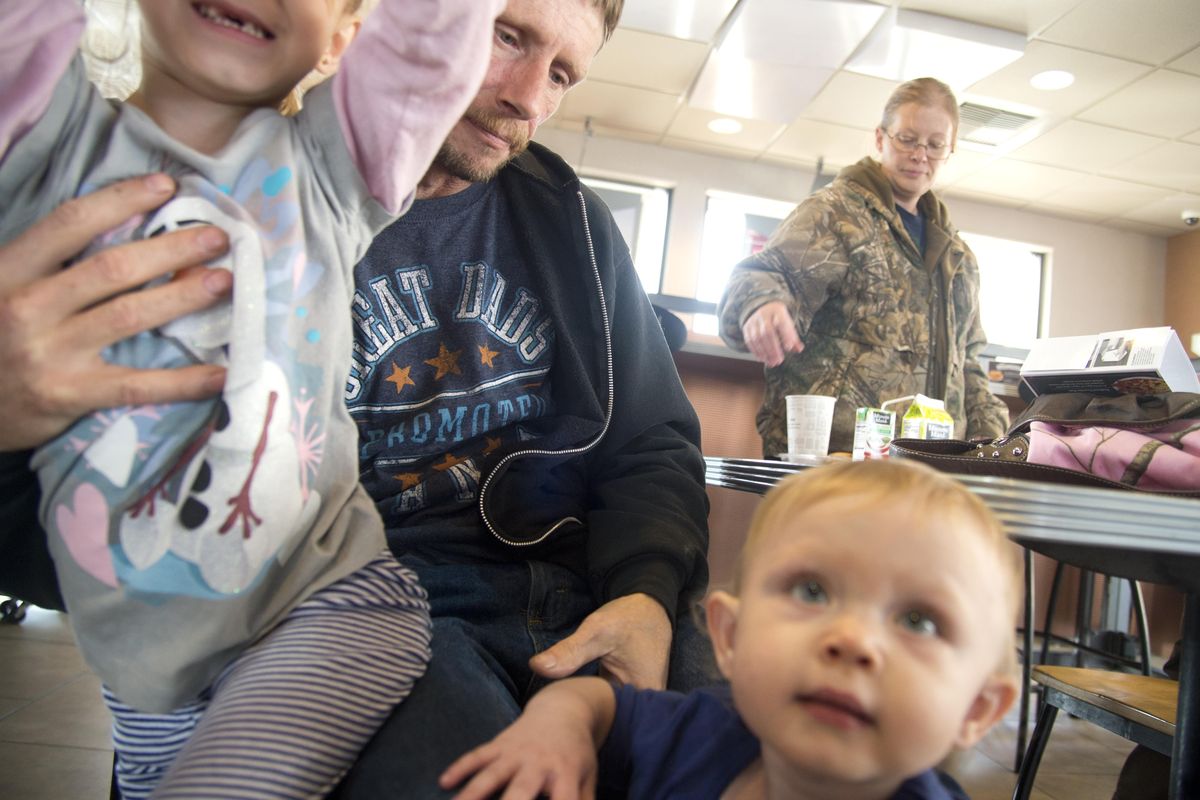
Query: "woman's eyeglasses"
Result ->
[[883, 131, 951, 160]]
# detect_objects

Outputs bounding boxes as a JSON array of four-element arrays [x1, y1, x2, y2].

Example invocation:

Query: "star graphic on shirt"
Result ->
[[394, 472, 422, 491], [433, 453, 471, 472], [483, 436, 502, 455], [425, 343, 463, 380], [479, 344, 499, 368], [385, 362, 415, 394]]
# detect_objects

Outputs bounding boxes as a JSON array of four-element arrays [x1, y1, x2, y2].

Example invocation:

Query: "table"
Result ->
[[704, 456, 1200, 800]]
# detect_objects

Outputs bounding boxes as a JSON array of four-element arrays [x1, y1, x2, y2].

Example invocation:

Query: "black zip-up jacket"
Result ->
[[0, 142, 711, 624], [474, 142, 710, 620]]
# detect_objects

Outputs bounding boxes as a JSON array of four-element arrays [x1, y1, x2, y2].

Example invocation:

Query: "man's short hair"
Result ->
[[592, 0, 624, 42]]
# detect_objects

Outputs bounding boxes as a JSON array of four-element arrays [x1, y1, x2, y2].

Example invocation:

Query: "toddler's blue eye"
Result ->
[[791, 579, 827, 604], [900, 610, 938, 636]]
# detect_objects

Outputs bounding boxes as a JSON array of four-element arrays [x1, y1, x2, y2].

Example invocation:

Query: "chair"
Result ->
[[1011, 665, 1176, 800], [1012, 550, 1152, 771]]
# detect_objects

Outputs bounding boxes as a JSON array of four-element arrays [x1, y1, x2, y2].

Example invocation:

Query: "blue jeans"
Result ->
[[331, 557, 719, 799]]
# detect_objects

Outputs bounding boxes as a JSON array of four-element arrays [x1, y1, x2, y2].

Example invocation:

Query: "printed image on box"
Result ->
[[1090, 336, 1131, 368]]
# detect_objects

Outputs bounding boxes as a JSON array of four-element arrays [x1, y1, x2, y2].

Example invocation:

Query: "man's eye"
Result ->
[[550, 70, 569, 87], [791, 579, 827, 604], [496, 29, 518, 47], [899, 610, 939, 637]]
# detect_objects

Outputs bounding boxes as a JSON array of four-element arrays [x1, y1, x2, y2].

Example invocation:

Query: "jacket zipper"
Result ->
[[478, 189, 616, 547]]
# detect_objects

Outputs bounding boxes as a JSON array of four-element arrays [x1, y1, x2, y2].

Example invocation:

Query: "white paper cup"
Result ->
[[785, 395, 836, 457]]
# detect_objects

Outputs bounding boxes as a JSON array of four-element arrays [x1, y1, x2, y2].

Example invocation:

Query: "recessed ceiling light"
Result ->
[[1030, 69, 1075, 91], [707, 117, 743, 135]]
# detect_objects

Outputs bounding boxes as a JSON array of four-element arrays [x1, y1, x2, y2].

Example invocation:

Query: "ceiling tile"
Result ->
[[1078, 70, 1200, 139], [1171, 45, 1200, 77], [800, 70, 898, 129], [1038, 175, 1167, 216], [765, 120, 875, 170], [665, 107, 787, 153], [587, 29, 710, 95], [556, 82, 681, 136], [1104, 141, 1200, 193], [964, 41, 1152, 118], [718, 0, 885, 68], [617, 0, 740, 43], [1038, 0, 1200, 65], [949, 159, 1082, 201], [689, 56, 833, 123], [898, 0, 1081, 38], [1122, 191, 1200, 233], [1008, 119, 1162, 171], [932, 147, 997, 185]]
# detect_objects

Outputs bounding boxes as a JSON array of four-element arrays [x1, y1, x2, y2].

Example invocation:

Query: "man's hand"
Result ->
[[439, 677, 613, 800], [740, 300, 804, 367], [530, 593, 672, 690], [0, 174, 231, 451]]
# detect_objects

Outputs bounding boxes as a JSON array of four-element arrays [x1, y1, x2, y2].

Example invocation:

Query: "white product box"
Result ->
[[1019, 327, 1200, 397]]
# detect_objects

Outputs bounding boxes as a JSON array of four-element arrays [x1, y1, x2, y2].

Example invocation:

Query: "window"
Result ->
[[960, 232, 1047, 351], [581, 176, 670, 295], [693, 190, 797, 335]]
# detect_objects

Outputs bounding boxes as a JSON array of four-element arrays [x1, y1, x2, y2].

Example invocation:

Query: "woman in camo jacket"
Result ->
[[718, 77, 1008, 457]]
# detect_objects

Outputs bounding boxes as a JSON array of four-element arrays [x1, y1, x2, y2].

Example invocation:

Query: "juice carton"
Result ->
[[899, 394, 954, 440], [852, 407, 895, 460]]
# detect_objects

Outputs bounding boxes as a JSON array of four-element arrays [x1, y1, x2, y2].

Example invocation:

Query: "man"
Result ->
[[0, 0, 714, 795]]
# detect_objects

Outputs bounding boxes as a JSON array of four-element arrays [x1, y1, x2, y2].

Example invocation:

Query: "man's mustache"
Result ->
[[466, 110, 531, 151]]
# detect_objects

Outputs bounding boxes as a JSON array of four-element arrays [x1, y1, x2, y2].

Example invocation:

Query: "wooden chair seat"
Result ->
[[1012, 666, 1178, 800], [1034, 665, 1176, 735]]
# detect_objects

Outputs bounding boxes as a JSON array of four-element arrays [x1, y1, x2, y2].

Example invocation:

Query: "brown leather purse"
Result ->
[[889, 392, 1200, 497]]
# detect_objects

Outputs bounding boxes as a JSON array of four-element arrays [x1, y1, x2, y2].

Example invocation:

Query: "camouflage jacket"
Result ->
[[718, 157, 1008, 456]]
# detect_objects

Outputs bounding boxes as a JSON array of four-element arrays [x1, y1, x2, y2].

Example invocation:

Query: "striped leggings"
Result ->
[[102, 551, 432, 800]]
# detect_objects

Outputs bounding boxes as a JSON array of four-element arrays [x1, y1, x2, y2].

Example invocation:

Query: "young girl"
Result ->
[[0, 1, 502, 797]]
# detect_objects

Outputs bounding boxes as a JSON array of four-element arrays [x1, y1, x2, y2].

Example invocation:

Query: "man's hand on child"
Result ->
[[529, 593, 671, 690]]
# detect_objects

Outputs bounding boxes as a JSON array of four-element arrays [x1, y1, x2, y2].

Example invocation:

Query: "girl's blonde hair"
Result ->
[[280, 0, 375, 115]]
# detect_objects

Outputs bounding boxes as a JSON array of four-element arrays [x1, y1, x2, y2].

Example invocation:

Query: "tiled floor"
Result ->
[[0, 603, 114, 799], [0, 601, 1149, 799]]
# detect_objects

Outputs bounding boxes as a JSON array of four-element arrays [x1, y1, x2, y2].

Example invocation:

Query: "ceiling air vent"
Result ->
[[958, 101, 1036, 147]]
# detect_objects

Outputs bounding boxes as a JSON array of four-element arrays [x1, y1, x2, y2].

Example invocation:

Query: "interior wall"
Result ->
[[536, 127, 1168, 334], [1166, 228, 1200, 356]]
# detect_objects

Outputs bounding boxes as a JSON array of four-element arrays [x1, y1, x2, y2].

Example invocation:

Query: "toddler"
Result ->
[[0, 0, 501, 797], [441, 459, 1021, 799]]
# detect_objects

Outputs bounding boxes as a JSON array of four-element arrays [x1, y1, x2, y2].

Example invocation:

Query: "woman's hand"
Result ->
[[0, 174, 231, 450], [740, 300, 804, 367]]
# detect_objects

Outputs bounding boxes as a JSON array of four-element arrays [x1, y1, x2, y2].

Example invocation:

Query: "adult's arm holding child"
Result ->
[[0, 176, 231, 451]]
